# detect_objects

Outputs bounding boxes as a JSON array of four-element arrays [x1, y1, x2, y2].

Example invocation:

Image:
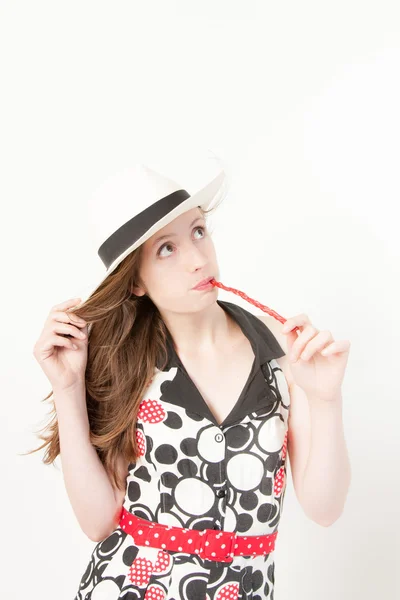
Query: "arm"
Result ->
[[55, 382, 126, 542], [256, 314, 351, 526], [298, 391, 351, 526]]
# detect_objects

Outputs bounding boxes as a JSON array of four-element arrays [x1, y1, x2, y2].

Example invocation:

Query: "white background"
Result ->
[[1, 1, 399, 598]]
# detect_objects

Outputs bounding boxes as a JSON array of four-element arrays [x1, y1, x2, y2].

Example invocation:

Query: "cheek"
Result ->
[[205, 236, 217, 256], [147, 267, 180, 296]]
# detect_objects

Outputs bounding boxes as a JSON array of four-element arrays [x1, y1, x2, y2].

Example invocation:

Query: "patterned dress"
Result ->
[[74, 299, 290, 600]]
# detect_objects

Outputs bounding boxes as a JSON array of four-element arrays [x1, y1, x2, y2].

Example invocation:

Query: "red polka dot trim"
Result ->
[[137, 399, 165, 423], [274, 465, 286, 497], [119, 507, 278, 563], [127, 556, 153, 587], [144, 583, 166, 600]]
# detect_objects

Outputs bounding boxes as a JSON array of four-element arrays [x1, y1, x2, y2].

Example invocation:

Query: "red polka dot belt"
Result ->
[[119, 507, 278, 563]]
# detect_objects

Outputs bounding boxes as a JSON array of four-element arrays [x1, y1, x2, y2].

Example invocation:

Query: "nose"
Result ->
[[183, 240, 208, 271]]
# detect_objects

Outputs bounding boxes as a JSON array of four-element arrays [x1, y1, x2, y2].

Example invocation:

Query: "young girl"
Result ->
[[32, 162, 351, 599]]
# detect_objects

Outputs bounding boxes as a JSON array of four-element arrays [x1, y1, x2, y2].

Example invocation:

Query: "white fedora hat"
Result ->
[[76, 160, 228, 307]]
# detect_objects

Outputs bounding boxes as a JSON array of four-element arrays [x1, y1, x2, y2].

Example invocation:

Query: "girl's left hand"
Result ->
[[282, 313, 351, 403]]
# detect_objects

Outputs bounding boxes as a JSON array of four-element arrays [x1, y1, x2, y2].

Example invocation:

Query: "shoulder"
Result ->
[[253, 313, 288, 353], [254, 313, 294, 388]]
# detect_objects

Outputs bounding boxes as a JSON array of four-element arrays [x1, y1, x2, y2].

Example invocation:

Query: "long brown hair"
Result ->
[[24, 200, 224, 494]]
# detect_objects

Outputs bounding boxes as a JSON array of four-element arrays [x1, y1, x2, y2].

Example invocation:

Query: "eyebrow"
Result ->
[[152, 216, 205, 247]]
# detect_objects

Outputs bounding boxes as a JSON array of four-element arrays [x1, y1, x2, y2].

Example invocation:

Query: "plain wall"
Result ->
[[1, 1, 399, 598]]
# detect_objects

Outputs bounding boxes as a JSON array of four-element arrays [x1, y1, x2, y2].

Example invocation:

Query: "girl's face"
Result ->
[[134, 207, 220, 313]]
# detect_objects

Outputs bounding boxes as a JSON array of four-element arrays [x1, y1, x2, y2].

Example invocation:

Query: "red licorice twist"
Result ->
[[210, 279, 300, 333]]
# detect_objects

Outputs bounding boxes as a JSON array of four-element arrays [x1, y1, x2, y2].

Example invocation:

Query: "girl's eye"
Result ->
[[157, 226, 206, 257]]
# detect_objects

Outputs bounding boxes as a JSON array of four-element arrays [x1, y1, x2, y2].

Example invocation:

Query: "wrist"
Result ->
[[307, 390, 343, 405], [53, 379, 86, 397]]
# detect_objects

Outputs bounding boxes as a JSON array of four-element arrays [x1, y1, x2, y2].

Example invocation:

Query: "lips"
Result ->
[[193, 276, 214, 289]]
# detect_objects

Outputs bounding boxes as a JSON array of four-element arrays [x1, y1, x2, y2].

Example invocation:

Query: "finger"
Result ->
[[52, 310, 87, 327], [289, 326, 320, 361], [282, 313, 310, 333], [321, 340, 351, 355], [41, 334, 78, 353], [52, 322, 87, 341], [299, 331, 334, 360], [51, 297, 82, 312]]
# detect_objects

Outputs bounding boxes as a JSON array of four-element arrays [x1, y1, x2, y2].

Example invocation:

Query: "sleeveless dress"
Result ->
[[73, 299, 290, 600]]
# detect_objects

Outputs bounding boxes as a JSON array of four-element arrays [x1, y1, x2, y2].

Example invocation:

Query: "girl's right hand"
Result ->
[[33, 297, 89, 393]]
